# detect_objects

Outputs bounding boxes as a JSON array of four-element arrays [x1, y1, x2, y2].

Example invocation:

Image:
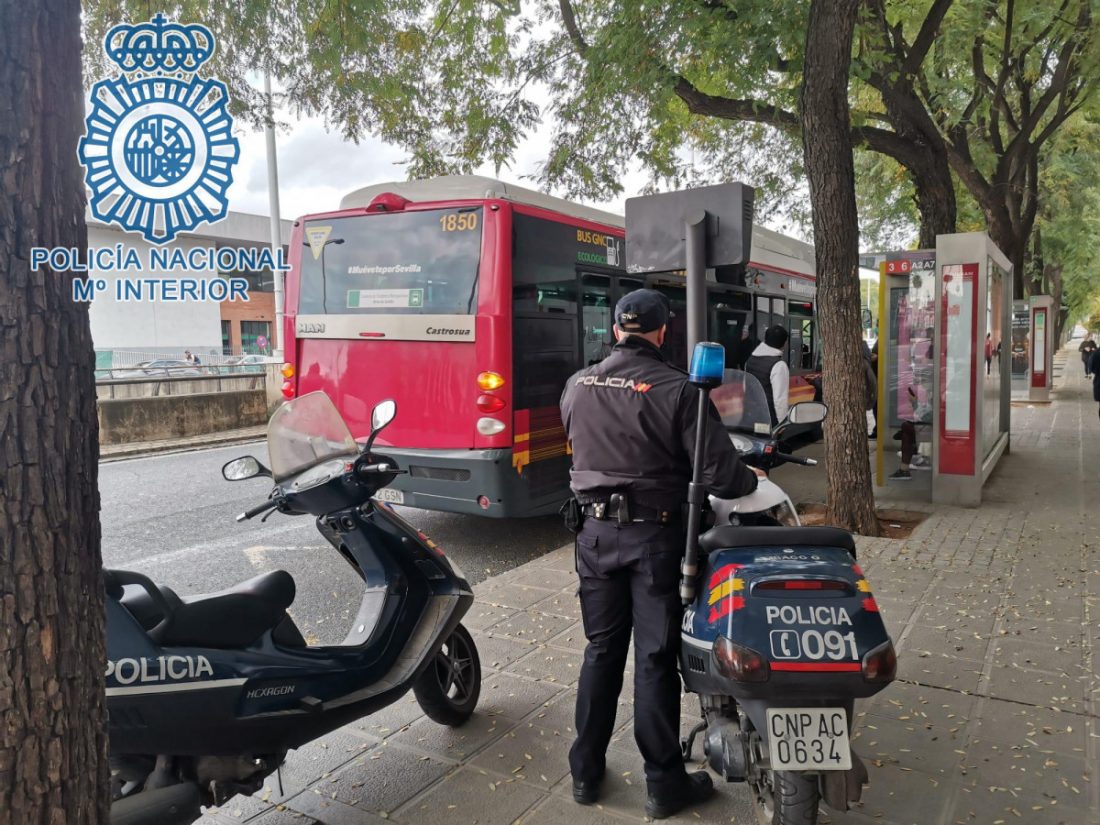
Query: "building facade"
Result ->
[[88, 210, 291, 366]]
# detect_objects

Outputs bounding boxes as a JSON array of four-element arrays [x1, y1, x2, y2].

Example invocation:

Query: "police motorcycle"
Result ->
[[677, 345, 896, 825], [104, 392, 480, 825]]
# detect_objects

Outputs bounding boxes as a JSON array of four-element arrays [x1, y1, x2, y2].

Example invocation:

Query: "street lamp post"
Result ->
[[264, 72, 285, 361]]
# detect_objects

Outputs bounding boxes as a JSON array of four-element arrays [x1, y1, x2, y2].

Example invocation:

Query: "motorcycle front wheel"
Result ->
[[413, 623, 481, 726], [751, 769, 819, 825]]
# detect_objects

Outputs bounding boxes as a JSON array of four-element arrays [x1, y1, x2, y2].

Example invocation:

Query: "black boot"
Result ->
[[644, 771, 714, 819], [572, 775, 603, 806]]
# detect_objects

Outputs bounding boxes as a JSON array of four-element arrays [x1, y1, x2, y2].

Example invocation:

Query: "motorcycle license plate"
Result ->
[[375, 488, 404, 505], [766, 708, 851, 771]]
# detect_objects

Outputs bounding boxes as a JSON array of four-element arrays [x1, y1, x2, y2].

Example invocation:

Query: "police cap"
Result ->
[[614, 288, 670, 333]]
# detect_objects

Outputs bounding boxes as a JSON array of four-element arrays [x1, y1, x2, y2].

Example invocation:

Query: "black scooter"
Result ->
[[678, 347, 896, 825], [104, 393, 480, 825]]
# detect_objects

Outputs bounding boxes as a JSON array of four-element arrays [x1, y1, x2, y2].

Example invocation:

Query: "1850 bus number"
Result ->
[[440, 212, 478, 232]]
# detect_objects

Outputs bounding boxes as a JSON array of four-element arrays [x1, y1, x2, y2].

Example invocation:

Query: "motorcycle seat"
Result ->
[[699, 525, 856, 556], [120, 570, 297, 648]]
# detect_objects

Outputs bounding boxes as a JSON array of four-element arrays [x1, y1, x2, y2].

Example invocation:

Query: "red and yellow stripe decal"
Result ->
[[512, 407, 570, 475], [707, 563, 746, 623]]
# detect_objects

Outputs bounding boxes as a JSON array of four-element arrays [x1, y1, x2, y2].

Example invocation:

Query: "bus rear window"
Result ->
[[297, 208, 482, 314]]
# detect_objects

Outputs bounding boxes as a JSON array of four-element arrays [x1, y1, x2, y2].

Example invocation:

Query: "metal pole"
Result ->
[[264, 72, 285, 361], [684, 211, 708, 368], [680, 385, 710, 605]]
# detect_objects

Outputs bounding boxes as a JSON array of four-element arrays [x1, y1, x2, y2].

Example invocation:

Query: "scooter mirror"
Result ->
[[371, 399, 397, 432], [222, 456, 269, 481], [787, 401, 828, 425]]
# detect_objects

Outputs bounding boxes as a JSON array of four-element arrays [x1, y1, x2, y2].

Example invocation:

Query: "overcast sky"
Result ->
[[224, 112, 644, 228]]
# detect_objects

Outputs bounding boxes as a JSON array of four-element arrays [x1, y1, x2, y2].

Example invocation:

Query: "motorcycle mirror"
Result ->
[[371, 399, 397, 432], [222, 456, 270, 481], [787, 401, 828, 425], [364, 399, 397, 457]]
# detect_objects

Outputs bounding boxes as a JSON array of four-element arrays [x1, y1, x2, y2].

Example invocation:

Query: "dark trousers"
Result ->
[[569, 518, 688, 794], [899, 420, 917, 464]]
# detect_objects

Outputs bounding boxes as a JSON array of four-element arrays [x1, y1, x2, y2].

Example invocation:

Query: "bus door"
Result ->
[[578, 273, 644, 366], [650, 283, 688, 368], [709, 290, 752, 368], [789, 300, 816, 370]]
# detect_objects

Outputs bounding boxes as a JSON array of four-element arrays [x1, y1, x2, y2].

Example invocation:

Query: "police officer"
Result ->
[[559, 289, 761, 819]]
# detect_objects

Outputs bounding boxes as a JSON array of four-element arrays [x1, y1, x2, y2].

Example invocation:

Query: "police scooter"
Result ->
[[678, 346, 896, 825], [104, 392, 480, 825]]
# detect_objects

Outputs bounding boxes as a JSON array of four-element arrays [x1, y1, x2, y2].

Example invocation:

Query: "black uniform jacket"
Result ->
[[560, 336, 759, 510]]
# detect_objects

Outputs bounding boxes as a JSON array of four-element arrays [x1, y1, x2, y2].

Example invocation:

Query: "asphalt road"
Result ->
[[100, 442, 570, 644]]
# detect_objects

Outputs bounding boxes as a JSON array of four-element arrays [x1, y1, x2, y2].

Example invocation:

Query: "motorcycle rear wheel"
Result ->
[[413, 623, 481, 726], [752, 769, 819, 825]]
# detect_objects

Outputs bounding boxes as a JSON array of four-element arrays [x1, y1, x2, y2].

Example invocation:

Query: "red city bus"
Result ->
[[282, 175, 818, 518]]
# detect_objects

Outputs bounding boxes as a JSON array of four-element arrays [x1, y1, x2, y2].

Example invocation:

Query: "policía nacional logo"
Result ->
[[78, 14, 239, 245]]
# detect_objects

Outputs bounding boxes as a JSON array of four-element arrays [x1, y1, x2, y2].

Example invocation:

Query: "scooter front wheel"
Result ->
[[413, 623, 481, 726], [751, 770, 819, 825]]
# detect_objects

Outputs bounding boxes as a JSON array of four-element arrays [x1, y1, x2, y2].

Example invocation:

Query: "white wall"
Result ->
[[87, 226, 225, 356]]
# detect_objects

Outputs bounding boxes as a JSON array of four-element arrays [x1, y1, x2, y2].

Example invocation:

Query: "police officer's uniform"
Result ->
[[559, 290, 759, 812]]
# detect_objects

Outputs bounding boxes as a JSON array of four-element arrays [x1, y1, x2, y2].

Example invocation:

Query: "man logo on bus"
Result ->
[[78, 14, 240, 244]]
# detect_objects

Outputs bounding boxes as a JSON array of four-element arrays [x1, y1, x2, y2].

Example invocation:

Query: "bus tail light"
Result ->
[[476, 418, 505, 436], [477, 371, 505, 391], [476, 394, 506, 413], [281, 363, 295, 379], [281, 381, 295, 399]]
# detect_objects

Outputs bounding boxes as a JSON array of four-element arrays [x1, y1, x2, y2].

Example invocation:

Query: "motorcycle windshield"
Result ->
[[267, 391, 360, 481], [710, 369, 773, 434]]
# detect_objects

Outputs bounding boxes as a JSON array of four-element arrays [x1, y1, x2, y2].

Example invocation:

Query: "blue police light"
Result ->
[[689, 342, 725, 387]]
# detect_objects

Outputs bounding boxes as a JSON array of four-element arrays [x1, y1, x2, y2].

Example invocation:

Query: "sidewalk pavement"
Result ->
[[200, 345, 1099, 825]]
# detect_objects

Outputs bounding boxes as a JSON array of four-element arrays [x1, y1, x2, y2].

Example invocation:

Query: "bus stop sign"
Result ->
[[624, 182, 755, 277]]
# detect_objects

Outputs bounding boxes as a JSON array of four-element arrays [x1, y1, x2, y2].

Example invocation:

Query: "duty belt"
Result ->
[[581, 493, 677, 525]]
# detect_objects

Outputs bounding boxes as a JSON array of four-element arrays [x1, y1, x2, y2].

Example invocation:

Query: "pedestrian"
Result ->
[[1080, 336, 1096, 378], [1091, 348, 1100, 421], [184, 350, 195, 365], [863, 340, 878, 438], [559, 288, 760, 819], [745, 325, 790, 426], [889, 384, 933, 480], [985, 333, 993, 376]]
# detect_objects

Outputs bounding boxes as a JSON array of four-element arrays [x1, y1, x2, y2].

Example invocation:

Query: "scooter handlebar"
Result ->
[[237, 498, 278, 522], [776, 452, 817, 466]]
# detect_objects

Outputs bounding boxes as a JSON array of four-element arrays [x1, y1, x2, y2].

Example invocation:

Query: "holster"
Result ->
[[559, 497, 585, 534]]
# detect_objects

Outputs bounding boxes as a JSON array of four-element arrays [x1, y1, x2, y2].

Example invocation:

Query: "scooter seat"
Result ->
[[159, 570, 297, 648], [699, 526, 856, 556], [118, 570, 296, 648]]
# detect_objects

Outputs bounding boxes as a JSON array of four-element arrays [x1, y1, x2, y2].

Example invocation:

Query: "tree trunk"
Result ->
[[0, 0, 110, 822], [800, 0, 880, 536], [909, 149, 956, 249], [873, 84, 957, 248], [986, 213, 1026, 299]]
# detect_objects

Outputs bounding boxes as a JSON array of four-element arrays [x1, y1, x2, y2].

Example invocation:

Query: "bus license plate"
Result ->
[[766, 708, 851, 771], [375, 489, 404, 505]]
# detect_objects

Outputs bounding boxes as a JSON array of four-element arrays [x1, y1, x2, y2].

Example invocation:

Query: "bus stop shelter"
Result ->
[[874, 232, 1013, 507]]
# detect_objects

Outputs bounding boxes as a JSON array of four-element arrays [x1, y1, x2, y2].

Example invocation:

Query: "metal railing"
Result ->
[[95, 368, 268, 399]]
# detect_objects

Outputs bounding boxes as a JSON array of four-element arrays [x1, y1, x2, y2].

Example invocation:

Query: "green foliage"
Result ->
[[1036, 112, 1100, 318], [81, 0, 1099, 261]]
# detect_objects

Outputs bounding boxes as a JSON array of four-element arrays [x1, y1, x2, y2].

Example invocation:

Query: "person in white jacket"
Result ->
[[745, 325, 790, 425]]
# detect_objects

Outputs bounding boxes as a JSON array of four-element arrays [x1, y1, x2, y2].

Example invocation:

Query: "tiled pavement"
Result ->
[[201, 347, 1100, 825]]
